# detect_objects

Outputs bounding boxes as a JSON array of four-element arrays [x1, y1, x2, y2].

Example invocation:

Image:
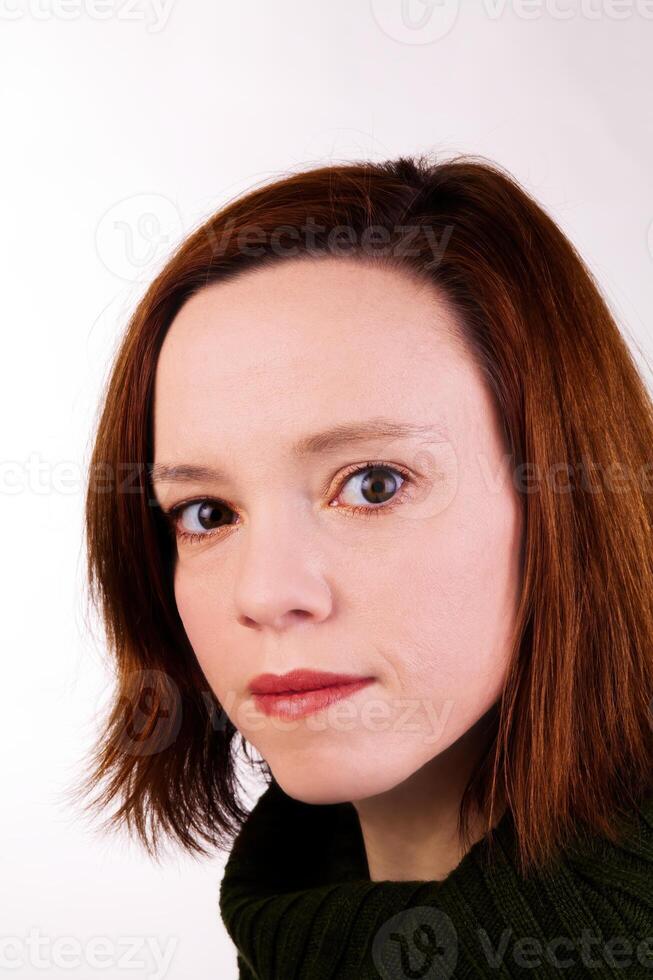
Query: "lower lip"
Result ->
[[252, 679, 374, 720]]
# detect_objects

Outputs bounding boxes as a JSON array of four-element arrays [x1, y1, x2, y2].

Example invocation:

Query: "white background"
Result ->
[[1, 2, 652, 978]]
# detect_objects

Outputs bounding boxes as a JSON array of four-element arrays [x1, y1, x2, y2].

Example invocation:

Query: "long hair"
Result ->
[[75, 152, 653, 878]]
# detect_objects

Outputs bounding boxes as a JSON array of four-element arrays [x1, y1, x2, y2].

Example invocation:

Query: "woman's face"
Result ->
[[152, 257, 523, 804]]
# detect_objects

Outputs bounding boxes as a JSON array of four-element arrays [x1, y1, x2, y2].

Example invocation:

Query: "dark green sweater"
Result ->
[[219, 778, 653, 978]]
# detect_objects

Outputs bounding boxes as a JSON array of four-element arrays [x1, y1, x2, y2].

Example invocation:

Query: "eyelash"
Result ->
[[161, 460, 414, 546]]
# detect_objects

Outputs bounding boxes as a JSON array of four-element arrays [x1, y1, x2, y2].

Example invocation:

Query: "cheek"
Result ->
[[382, 487, 523, 709], [173, 563, 236, 698]]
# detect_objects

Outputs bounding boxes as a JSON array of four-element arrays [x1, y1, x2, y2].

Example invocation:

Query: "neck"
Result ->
[[350, 708, 503, 882]]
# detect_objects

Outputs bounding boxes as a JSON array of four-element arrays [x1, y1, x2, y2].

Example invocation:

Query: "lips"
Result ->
[[249, 669, 375, 721], [248, 668, 373, 695]]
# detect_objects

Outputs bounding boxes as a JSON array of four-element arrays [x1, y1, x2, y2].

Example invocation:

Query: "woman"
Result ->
[[80, 154, 653, 978]]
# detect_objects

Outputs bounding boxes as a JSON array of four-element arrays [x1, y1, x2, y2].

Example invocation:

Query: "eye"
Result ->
[[165, 499, 235, 545], [162, 461, 412, 546], [332, 463, 409, 515]]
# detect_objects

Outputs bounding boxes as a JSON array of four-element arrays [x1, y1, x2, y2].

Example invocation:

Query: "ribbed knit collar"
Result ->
[[219, 778, 653, 980]]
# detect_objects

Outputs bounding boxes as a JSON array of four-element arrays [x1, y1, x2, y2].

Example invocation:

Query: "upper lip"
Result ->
[[248, 669, 374, 695]]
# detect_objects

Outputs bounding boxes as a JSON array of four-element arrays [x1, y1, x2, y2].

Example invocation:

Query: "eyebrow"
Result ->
[[149, 417, 448, 486]]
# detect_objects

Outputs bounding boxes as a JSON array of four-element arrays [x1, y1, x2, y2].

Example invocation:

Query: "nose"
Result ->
[[233, 509, 333, 631]]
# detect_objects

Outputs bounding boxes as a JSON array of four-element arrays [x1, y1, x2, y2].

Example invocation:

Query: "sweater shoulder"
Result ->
[[559, 791, 653, 906]]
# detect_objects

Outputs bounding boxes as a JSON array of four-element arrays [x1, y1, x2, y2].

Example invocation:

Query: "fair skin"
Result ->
[[152, 256, 523, 882]]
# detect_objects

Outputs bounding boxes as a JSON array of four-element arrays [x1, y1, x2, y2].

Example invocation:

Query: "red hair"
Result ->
[[75, 153, 653, 877]]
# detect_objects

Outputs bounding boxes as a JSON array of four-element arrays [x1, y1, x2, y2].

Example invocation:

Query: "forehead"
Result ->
[[152, 258, 474, 453], [156, 257, 465, 384]]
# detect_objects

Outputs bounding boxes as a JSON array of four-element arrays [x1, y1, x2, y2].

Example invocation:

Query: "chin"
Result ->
[[267, 760, 406, 807]]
